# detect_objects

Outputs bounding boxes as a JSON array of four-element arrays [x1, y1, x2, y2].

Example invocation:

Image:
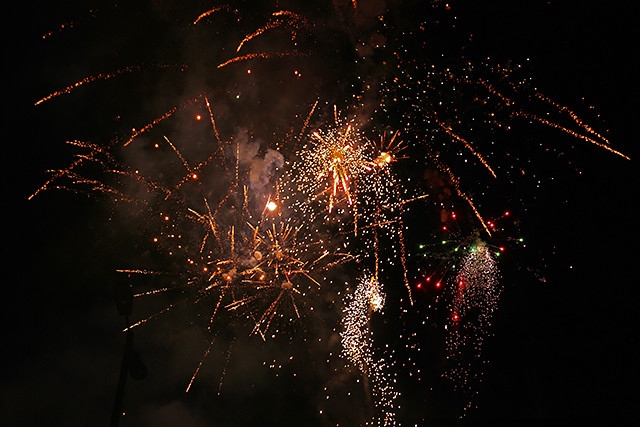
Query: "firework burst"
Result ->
[[28, 1, 630, 425], [443, 239, 501, 415], [341, 274, 400, 426]]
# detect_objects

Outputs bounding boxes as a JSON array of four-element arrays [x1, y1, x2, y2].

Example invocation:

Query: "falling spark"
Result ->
[[29, 2, 631, 423], [124, 99, 198, 146], [341, 275, 399, 426], [192, 5, 234, 25], [217, 51, 300, 69], [443, 240, 501, 415], [236, 10, 305, 53], [34, 65, 175, 106], [435, 118, 497, 179]]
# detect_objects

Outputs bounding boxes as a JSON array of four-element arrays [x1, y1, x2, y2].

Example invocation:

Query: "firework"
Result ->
[[442, 239, 501, 415], [35, 3, 312, 149], [278, 108, 425, 305], [29, 1, 630, 425], [226, 220, 354, 339], [341, 274, 400, 426], [366, 130, 407, 169]]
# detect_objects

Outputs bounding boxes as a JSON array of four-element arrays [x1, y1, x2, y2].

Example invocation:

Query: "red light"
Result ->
[[435, 282, 441, 288], [452, 313, 459, 321], [416, 283, 422, 289], [504, 211, 510, 216]]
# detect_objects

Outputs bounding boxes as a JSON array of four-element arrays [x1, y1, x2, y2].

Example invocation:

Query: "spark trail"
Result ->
[[341, 275, 400, 426], [443, 239, 501, 416], [30, 1, 630, 424]]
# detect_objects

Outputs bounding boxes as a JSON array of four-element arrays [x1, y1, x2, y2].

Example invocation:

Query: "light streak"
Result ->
[[192, 5, 234, 25], [30, 2, 631, 423], [217, 51, 299, 69], [35, 67, 143, 106]]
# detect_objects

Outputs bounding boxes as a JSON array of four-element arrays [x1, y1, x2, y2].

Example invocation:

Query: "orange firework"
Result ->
[[311, 124, 361, 212], [366, 130, 407, 169]]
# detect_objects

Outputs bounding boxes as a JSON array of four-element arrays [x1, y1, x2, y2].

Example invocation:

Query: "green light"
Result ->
[[419, 244, 425, 249], [519, 238, 524, 242]]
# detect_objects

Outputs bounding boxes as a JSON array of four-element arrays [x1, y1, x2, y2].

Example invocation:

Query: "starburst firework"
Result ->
[[29, 1, 629, 425]]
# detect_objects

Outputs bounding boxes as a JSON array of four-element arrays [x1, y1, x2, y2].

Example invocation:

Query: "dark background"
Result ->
[[4, 1, 637, 425]]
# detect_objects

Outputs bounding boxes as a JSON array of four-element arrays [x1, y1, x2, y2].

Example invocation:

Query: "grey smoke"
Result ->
[[249, 148, 284, 196]]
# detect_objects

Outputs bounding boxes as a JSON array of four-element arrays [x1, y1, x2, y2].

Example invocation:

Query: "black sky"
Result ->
[[4, 1, 638, 426]]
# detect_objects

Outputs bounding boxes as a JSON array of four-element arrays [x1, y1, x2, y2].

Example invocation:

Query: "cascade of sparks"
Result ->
[[443, 239, 501, 416], [29, 1, 629, 425], [278, 109, 421, 305], [341, 275, 400, 427]]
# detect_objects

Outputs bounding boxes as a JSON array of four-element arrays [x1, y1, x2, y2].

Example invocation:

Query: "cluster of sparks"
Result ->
[[278, 109, 421, 308], [30, 1, 629, 425], [443, 239, 501, 415], [340, 275, 400, 426]]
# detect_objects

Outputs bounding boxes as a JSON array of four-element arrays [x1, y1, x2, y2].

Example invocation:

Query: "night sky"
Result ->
[[4, 1, 638, 426]]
